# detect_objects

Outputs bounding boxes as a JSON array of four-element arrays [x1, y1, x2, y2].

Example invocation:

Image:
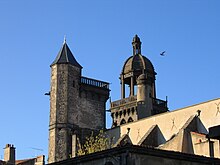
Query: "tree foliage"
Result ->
[[77, 130, 113, 156]]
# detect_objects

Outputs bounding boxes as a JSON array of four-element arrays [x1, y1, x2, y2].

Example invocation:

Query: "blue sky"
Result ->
[[0, 0, 219, 161]]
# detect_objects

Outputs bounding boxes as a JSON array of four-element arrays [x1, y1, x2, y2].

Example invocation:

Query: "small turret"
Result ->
[[49, 40, 82, 163], [132, 34, 142, 55], [48, 39, 109, 163], [137, 74, 153, 118]]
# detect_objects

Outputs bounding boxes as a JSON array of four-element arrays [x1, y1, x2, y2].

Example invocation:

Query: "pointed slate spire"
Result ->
[[51, 39, 82, 68]]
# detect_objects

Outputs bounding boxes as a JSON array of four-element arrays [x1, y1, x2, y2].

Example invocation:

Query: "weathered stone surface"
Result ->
[[49, 53, 109, 163]]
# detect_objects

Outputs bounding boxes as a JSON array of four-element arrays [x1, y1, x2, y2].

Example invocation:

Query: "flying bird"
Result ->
[[160, 51, 166, 56]]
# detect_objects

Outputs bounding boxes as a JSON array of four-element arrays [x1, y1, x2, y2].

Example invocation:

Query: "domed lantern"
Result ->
[[120, 35, 156, 99]]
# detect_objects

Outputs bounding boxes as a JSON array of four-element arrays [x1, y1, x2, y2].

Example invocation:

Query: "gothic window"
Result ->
[[115, 112, 118, 119], [127, 108, 131, 115], [131, 107, 135, 114], [123, 110, 126, 116], [119, 111, 122, 117]]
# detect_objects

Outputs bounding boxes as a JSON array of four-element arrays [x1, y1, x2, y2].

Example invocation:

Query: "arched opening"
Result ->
[[123, 110, 126, 116], [119, 111, 122, 118], [123, 77, 138, 98], [127, 108, 131, 116], [131, 107, 135, 114], [115, 112, 118, 119], [128, 117, 133, 123], [120, 119, 126, 125]]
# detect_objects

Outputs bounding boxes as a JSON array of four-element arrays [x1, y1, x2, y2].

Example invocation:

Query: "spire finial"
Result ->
[[132, 34, 142, 55], [63, 35, 66, 44]]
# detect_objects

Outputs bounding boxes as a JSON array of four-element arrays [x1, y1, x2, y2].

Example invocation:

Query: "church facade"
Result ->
[[48, 35, 220, 164]]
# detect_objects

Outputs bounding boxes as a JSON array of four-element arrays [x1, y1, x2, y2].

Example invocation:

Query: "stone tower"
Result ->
[[48, 40, 110, 163], [110, 35, 168, 127]]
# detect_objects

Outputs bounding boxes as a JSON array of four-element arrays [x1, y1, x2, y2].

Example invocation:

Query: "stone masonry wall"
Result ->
[[48, 64, 58, 163], [67, 65, 81, 126], [80, 90, 106, 130], [49, 64, 80, 163]]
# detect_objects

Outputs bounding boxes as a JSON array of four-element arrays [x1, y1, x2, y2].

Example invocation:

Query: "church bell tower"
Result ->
[[48, 39, 110, 163], [48, 40, 82, 163], [110, 35, 168, 127]]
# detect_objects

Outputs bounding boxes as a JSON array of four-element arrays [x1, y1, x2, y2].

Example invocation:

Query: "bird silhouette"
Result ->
[[160, 51, 166, 56]]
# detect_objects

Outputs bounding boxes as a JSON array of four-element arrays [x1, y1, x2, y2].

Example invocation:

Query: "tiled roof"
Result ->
[[16, 158, 35, 165]]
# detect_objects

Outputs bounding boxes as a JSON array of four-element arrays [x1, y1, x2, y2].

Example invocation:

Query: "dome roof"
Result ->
[[122, 54, 155, 74], [133, 34, 141, 43]]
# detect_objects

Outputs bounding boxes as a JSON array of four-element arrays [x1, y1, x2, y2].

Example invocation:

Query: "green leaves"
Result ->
[[77, 130, 113, 156]]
